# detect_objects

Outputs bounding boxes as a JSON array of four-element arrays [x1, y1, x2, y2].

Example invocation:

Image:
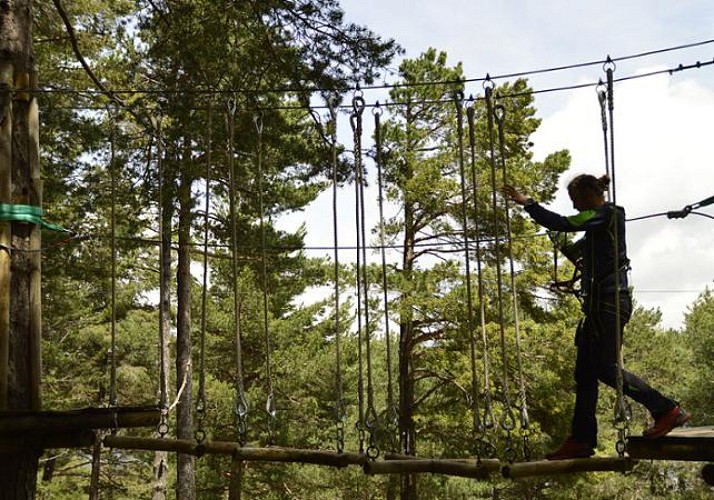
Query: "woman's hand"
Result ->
[[503, 184, 530, 205]]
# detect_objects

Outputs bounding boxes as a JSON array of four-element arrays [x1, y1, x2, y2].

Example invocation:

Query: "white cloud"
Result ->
[[532, 71, 714, 328]]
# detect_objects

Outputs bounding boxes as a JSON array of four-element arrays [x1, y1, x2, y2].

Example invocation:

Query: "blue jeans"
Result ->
[[572, 293, 675, 447]]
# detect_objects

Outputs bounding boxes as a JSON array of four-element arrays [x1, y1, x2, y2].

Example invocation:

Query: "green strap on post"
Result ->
[[0, 203, 69, 232]]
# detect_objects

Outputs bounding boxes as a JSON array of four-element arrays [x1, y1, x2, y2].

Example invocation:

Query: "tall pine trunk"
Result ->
[[0, 1, 42, 497]]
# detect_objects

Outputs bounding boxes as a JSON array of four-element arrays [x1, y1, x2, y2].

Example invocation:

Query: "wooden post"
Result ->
[[22, 69, 41, 411], [228, 456, 243, 500], [0, 61, 11, 411], [0, 2, 41, 494]]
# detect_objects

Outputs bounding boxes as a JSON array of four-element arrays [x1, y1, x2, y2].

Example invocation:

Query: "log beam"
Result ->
[[502, 457, 635, 479], [364, 458, 497, 479], [103, 435, 368, 467]]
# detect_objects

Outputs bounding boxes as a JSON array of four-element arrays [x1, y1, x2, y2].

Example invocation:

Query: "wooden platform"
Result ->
[[627, 426, 714, 462]]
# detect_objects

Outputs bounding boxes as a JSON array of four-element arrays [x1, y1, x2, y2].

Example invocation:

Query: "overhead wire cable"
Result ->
[[36, 38, 714, 97], [38, 55, 714, 116]]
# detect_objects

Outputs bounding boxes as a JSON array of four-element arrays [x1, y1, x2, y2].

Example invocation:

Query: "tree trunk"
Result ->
[[175, 155, 195, 500], [0, 2, 41, 497]]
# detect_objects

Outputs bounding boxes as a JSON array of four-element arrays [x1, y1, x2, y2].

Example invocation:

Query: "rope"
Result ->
[[373, 102, 398, 452], [484, 84, 517, 462], [467, 101, 496, 455], [108, 105, 118, 414], [494, 102, 531, 461], [327, 96, 347, 454], [227, 98, 249, 445], [351, 90, 379, 459], [454, 94, 482, 461], [350, 94, 366, 455], [196, 101, 212, 444], [254, 112, 277, 444], [604, 59, 630, 457], [156, 112, 170, 437], [595, 84, 609, 200]]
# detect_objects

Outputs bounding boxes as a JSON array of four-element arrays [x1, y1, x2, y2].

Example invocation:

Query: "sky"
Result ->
[[282, 0, 714, 329]]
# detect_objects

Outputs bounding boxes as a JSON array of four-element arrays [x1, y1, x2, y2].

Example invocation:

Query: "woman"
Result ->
[[504, 174, 690, 460]]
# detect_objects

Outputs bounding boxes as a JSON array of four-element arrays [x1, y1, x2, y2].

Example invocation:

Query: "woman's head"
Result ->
[[567, 174, 610, 210]]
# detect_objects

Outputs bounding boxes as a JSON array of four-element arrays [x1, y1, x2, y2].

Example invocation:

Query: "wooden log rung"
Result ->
[[502, 457, 636, 479], [103, 435, 368, 467], [364, 458, 499, 479], [0, 406, 160, 435]]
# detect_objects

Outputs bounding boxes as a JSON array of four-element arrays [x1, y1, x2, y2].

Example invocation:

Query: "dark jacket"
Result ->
[[524, 201, 629, 302]]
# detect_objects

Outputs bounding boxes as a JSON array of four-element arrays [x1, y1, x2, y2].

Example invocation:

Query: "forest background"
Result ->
[[24, 0, 714, 499]]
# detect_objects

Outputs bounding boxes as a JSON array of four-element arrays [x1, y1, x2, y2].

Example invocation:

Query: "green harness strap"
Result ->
[[0, 203, 69, 232]]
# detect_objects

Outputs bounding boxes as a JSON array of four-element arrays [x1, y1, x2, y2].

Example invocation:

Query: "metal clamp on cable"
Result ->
[[667, 205, 692, 219]]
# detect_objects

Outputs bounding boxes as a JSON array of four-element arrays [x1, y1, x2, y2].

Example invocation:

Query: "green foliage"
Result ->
[[28, 1, 714, 497]]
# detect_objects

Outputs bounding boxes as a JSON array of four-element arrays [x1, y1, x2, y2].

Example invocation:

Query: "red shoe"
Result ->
[[545, 437, 594, 460], [643, 406, 691, 439]]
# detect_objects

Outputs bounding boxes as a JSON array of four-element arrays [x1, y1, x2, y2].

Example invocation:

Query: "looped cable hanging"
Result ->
[[155, 110, 170, 439], [602, 58, 630, 456], [351, 93, 379, 457], [327, 94, 347, 454], [466, 102, 496, 450], [453, 94, 482, 460], [107, 103, 118, 413], [494, 100, 531, 461], [226, 96, 249, 446], [373, 102, 398, 452], [254, 108, 276, 444], [485, 84, 519, 462], [350, 96, 366, 454], [196, 99, 213, 444]]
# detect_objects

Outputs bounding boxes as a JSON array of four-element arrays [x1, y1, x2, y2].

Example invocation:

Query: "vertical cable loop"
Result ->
[[227, 97, 249, 446], [196, 100, 212, 444]]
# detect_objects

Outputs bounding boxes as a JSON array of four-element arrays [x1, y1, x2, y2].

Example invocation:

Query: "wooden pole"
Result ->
[[228, 456, 243, 500], [502, 457, 635, 479], [24, 69, 41, 411], [103, 436, 369, 467], [0, 406, 160, 434], [0, 61, 11, 411]]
